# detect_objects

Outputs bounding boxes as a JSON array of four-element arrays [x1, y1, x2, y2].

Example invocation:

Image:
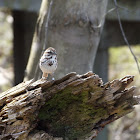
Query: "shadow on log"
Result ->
[[0, 72, 139, 140]]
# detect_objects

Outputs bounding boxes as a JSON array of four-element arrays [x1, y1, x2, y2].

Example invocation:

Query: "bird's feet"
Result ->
[[41, 77, 48, 81]]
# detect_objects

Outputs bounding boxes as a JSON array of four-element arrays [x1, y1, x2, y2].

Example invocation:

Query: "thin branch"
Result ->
[[93, 7, 116, 29], [117, 5, 138, 13], [93, 3, 135, 29], [114, 0, 140, 74], [117, 5, 131, 12]]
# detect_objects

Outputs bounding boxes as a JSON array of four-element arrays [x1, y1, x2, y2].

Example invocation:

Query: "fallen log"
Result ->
[[0, 72, 138, 140]]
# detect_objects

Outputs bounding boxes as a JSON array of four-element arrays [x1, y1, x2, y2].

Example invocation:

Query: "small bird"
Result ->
[[39, 47, 57, 79]]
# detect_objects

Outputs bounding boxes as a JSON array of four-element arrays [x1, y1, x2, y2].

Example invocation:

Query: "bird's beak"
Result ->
[[53, 52, 57, 55]]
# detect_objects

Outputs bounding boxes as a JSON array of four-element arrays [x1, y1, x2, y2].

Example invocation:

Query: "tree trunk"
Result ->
[[12, 10, 37, 85], [25, 0, 108, 81], [0, 72, 138, 139]]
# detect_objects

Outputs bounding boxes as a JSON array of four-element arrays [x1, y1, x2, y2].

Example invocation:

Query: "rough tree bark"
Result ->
[[25, 0, 108, 80], [0, 72, 138, 140]]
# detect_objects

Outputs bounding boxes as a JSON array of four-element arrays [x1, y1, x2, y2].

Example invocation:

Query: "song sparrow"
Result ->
[[39, 47, 57, 79]]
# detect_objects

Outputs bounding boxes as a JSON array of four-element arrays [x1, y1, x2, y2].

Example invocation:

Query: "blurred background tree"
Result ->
[[0, 0, 140, 140]]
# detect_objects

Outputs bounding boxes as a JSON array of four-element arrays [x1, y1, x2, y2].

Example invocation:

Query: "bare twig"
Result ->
[[93, 2, 135, 29], [117, 5, 132, 12], [117, 4, 138, 13], [93, 7, 116, 29], [114, 0, 140, 74]]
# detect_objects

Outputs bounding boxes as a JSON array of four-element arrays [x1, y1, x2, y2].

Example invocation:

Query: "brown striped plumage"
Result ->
[[39, 47, 57, 79]]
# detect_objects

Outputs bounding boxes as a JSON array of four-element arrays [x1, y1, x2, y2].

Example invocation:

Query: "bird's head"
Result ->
[[46, 47, 57, 55]]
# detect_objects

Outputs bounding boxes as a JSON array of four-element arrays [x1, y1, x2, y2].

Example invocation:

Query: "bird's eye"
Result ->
[[50, 56, 52, 58]]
